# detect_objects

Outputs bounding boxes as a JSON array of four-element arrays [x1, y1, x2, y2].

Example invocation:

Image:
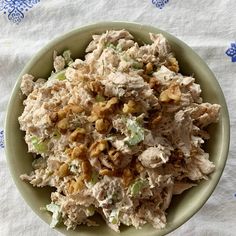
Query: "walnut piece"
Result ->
[[108, 148, 124, 166], [57, 163, 69, 177], [95, 118, 111, 134], [81, 160, 92, 181], [159, 83, 181, 103], [91, 97, 118, 118], [123, 100, 136, 114], [135, 161, 145, 173], [71, 144, 88, 160], [122, 168, 133, 187], [68, 176, 84, 194], [165, 57, 179, 73], [145, 62, 153, 74], [89, 140, 108, 158], [99, 169, 115, 176], [149, 77, 160, 90], [69, 128, 86, 142], [57, 118, 68, 133], [88, 80, 104, 94]]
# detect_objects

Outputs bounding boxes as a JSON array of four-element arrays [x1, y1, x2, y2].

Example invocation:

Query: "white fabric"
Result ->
[[0, 0, 236, 235]]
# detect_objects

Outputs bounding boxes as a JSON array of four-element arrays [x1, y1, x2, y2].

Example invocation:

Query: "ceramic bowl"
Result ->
[[4, 22, 230, 236]]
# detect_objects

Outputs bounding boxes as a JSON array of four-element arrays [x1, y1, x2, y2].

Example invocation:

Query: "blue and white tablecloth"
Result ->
[[0, 0, 235, 235]]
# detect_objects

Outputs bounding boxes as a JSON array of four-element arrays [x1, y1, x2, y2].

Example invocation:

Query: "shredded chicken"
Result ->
[[18, 30, 220, 232]]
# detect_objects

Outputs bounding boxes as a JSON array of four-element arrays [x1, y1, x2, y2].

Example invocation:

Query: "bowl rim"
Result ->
[[4, 21, 230, 236]]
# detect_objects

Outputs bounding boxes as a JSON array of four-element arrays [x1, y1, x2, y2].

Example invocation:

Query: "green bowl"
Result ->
[[4, 22, 230, 236]]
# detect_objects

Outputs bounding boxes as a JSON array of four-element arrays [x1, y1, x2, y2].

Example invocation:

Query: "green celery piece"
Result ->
[[109, 209, 119, 224], [31, 136, 48, 153], [86, 205, 95, 217], [52, 130, 61, 139], [90, 171, 99, 185], [132, 61, 143, 70], [62, 50, 73, 65], [130, 179, 146, 197], [125, 118, 145, 146], [111, 218, 118, 224], [105, 42, 122, 52], [49, 69, 67, 81], [105, 42, 116, 49], [46, 203, 62, 228], [95, 94, 105, 102], [56, 71, 66, 81]]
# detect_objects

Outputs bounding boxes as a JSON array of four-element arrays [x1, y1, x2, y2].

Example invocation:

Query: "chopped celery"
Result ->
[[52, 130, 61, 139], [125, 118, 145, 146], [132, 61, 143, 70], [49, 70, 66, 81], [56, 71, 66, 81], [86, 205, 95, 217], [31, 136, 48, 153], [109, 209, 119, 224], [90, 171, 99, 186], [130, 179, 147, 197], [116, 44, 122, 52], [46, 203, 62, 228], [95, 94, 105, 102], [105, 43, 122, 52], [105, 42, 116, 50], [111, 218, 118, 224], [62, 50, 73, 65]]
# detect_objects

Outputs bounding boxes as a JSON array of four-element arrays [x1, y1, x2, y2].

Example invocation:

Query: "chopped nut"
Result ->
[[65, 148, 72, 156], [95, 118, 110, 133], [159, 90, 170, 102], [106, 97, 118, 108], [149, 77, 159, 90], [65, 104, 84, 114], [99, 154, 114, 169], [145, 62, 153, 74], [159, 83, 181, 103], [92, 97, 119, 118], [89, 140, 108, 158], [57, 118, 68, 133], [122, 100, 136, 114], [69, 128, 86, 142], [57, 109, 67, 120], [151, 114, 162, 127], [49, 112, 58, 123], [92, 102, 106, 118], [142, 74, 151, 82], [73, 178, 85, 192], [168, 83, 181, 101], [88, 80, 104, 94], [57, 163, 69, 177], [71, 144, 88, 160], [81, 160, 92, 181], [165, 57, 179, 73], [57, 104, 84, 122], [135, 161, 145, 173], [87, 114, 99, 122], [99, 169, 114, 176], [108, 148, 123, 166], [122, 168, 133, 187], [68, 176, 84, 194], [68, 180, 76, 194]]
